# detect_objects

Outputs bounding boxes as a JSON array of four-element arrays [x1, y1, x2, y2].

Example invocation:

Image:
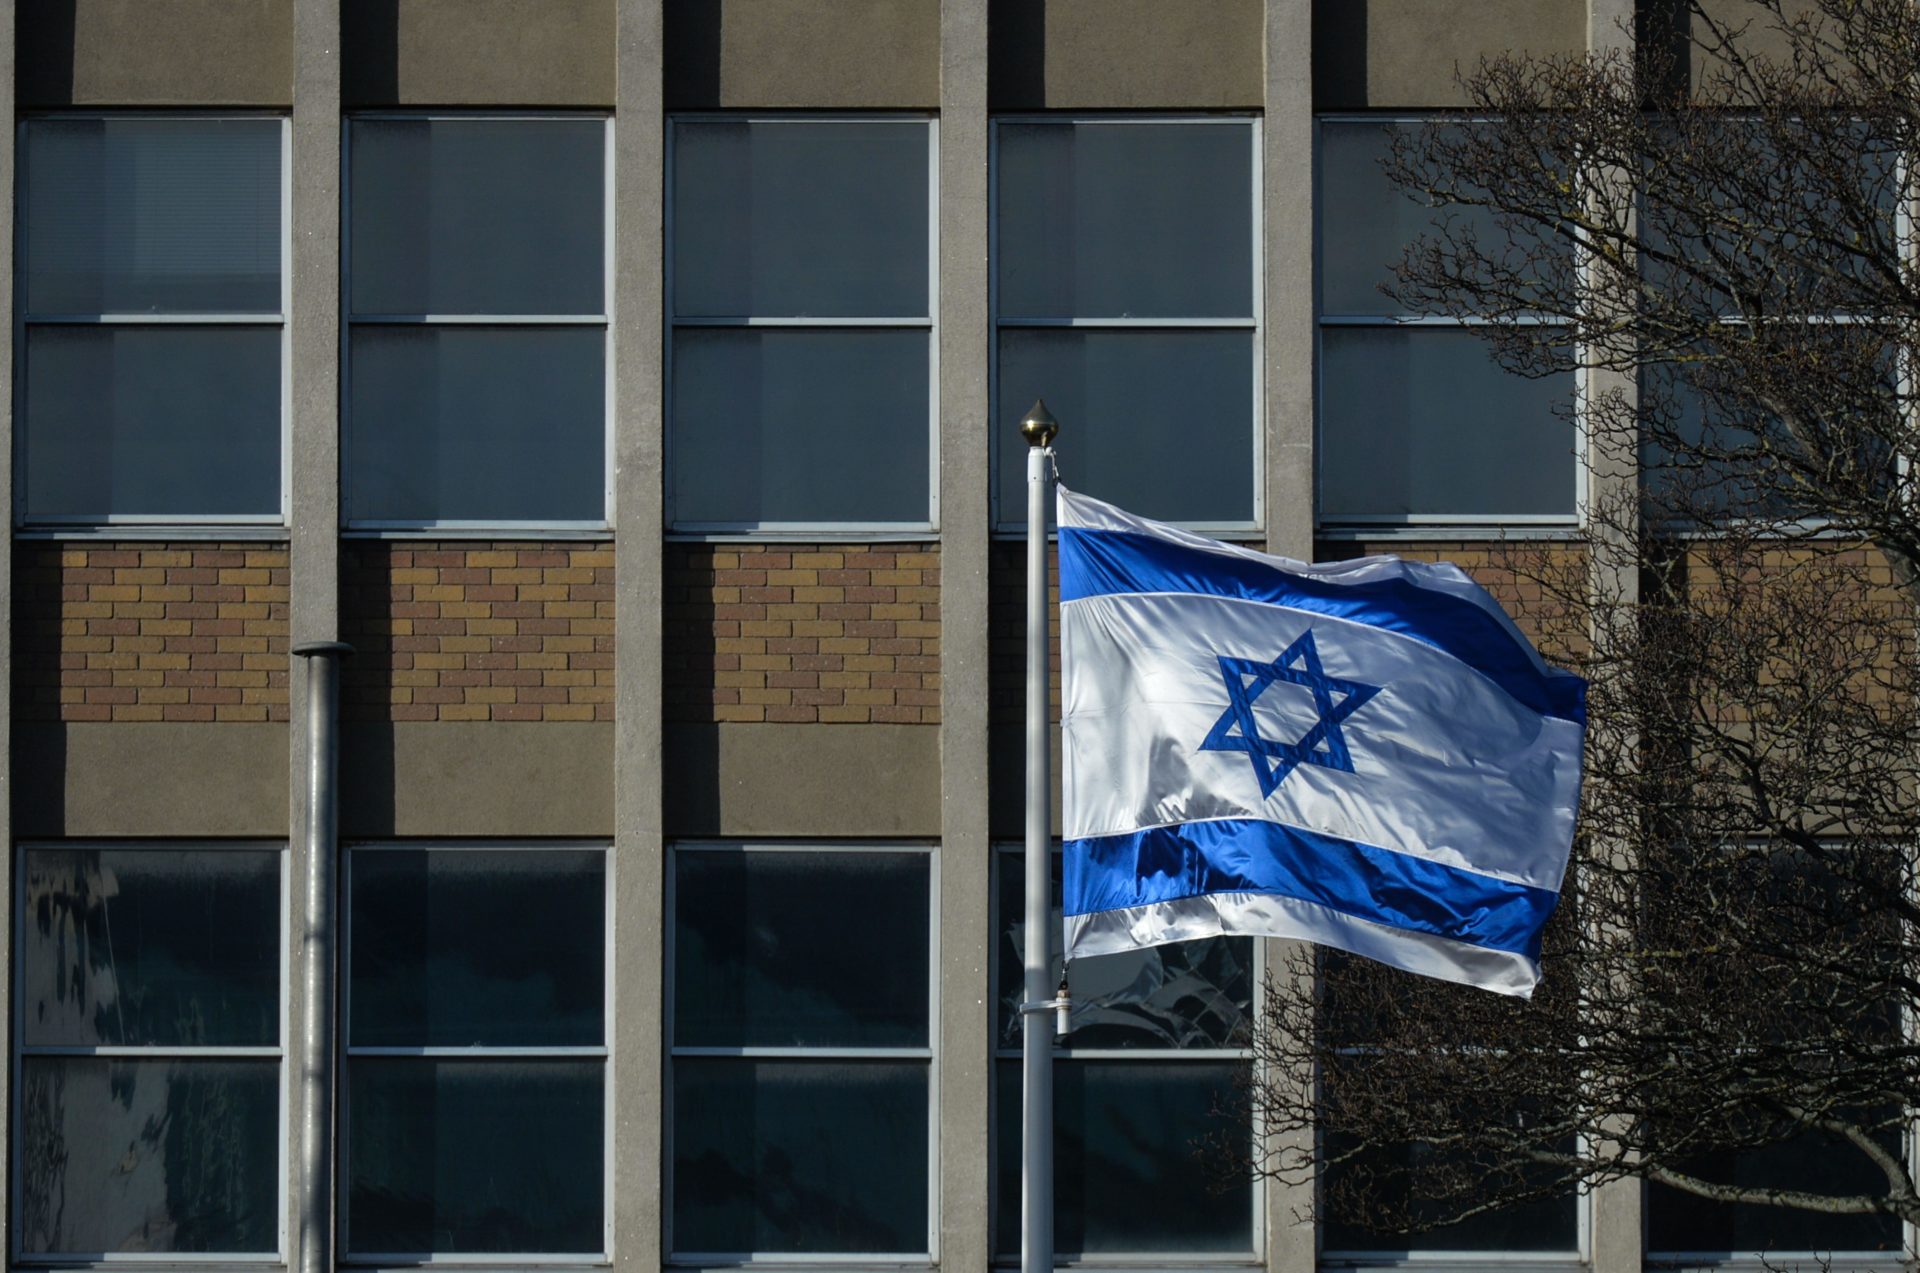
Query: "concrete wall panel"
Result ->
[[1314, 0, 1584, 109], [343, 0, 615, 106], [341, 721, 615, 836], [16, 723, 290, 837], [666, 722, 940, 837], [989, 0, 1261, 110], [20, 0, 293, 106], [665, 0, 939, 108]]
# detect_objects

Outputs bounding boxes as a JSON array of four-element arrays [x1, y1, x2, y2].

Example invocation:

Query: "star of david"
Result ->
[[1199, 629, 1381, 799]]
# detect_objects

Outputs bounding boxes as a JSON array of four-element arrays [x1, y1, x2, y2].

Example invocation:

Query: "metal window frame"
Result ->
[[1312, 114, 1586, 539], [985, 843, 1263, 1268], [987, 113, 1265, 539], [663, 113, 941, 541], [339, 111, 615, 537], [10, 840, 291, 1266], [337, 839, 615, 1266], [13, 112, 293, 538], [663, 839, 941, 1267]]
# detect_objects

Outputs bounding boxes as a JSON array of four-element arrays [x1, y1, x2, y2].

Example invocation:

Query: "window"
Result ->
[[14, 842, 285, 1259], [1315, 118, 1577, 530], [18, 116, 287, 528], [344, 115, 609, 530], [993, 117, 1261, 532], [667, 116, 936, 533], [992, 846, 1256, 1262], [343, 844, 608, 1258], [668, 843, 936, 1261]]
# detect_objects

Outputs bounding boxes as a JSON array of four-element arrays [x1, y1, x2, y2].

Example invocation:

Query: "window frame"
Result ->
[[10, 839, 291, 1266], [663, 839, 941, 1267], [988, 842, 1264, 1268], [663, 112, 941, 540], [1312, 113, 1585, 540], [987, 112, 1265, 538], [338, 839, 615, 1265], [340, 110, 616, 538], [13, 111, 294, 538]]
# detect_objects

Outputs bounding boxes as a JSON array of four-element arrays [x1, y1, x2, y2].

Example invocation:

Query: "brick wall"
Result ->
[[15, 543, 290, 722], [342, 543, 613, 722], [665, 544, 940, 724]]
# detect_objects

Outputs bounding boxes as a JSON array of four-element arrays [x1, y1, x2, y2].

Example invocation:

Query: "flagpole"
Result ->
[[1020, 399, 1060, 1273]]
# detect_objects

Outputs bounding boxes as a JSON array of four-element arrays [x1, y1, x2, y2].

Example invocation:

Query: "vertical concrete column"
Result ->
[[1262, 3, 1317, 1271], [1584, 5, 1642, 1273], [937, 0, 992, 1269], [286, 1, 342, 1267], [611, 2, 666, 1268], [0, 0, 17, 1255]]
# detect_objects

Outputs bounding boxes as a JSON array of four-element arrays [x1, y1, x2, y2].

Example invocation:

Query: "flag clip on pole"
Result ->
[[1018, 399, 1061, 1273]]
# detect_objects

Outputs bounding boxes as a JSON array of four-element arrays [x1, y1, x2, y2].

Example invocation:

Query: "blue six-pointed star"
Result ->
[[1199, 629, 1381, 798]]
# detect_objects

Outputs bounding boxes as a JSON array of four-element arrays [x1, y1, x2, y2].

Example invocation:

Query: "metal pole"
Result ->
[[1019, 400, 1059, 1273], [294, 640, 351, 1273]]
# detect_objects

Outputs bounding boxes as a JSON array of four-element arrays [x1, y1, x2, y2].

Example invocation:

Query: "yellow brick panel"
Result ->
[[342, 542, 615, 722], [15, 543, 292, 723], [665, 543, 942, 724]]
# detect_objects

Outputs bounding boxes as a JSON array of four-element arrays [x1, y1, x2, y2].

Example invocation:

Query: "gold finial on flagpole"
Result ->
[[1020, 398, 1059, 448]]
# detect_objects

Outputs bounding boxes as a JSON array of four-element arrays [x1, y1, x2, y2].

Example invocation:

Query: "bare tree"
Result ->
[[1246, 0, 1920, 1244]]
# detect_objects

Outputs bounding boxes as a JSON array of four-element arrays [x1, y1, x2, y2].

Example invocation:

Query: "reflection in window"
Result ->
[[1315, 118, 1577, 527], [993, 117, 1260, 531], [668, 118, 935, 531], [344, 845, 608, 1257], [18, 116, 286, 526], [669, 845, 934, 1258], [992, 846, 1255, 1260], [15, 844, 284, 1258], [344, 116, 609, 527]]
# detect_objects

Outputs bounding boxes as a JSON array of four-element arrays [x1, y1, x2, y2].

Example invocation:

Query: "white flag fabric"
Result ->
[[1058, 487, 1585, 998]]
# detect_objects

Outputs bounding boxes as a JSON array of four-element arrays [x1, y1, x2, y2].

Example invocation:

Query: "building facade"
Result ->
[[0, 1, 1888, 1271]]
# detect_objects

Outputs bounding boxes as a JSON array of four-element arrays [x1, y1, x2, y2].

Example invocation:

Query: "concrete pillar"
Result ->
[[0, 0, 16, 1255], [611, 1, 667, 1268], [1585, 4, 1643, 1272], [1263, 3, 1318, 1270], [938, 1, 993, 1269], [286, 0, 341, 1266]]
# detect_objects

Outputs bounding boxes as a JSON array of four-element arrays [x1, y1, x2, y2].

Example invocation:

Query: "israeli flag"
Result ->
[[1059, 487, 1585, 998]]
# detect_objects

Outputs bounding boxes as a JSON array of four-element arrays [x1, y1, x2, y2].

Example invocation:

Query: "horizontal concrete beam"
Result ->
[[666, 722, 940, 837]]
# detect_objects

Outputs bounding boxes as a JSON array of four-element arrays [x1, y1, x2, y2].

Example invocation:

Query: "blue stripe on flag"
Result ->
[[1063, 818, 1559, 960], [1058, 527, 1585, 724]]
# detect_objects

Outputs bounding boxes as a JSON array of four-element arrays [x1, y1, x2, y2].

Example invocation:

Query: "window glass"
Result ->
[[18, 116, 285, 526], [21, 847, 281, 1048], [344, 116, 608, 528], [672, 1059, 931, 1254], [996, 121, 1253, 319], [343, 845, 607, 1258], [346, 325, 606, 524], [993, 847, 1254, 1259], [349, 848, 605, 1048], [23, 116, 282, 315], [23, 326, 282, 522], [1319, 1130, 1580, 1254], [1316, 118, 1576, 527], [670, 328, 931, 527], [1319, 326, 1577, 520], [669, 846, 934, 1259], [20, 1057, 281, 1255], [993, 118, 1259, 531], [346, 1059, 605, 1254], [1646, 1125, 1905, 1256], [14, 844, 284, 1260], [672, 119, 928, 318], [995, 328, 1256, 526], [675, 849, 930, 1048], [667, 117, 935, 531], [348, 117, 604, 316]]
